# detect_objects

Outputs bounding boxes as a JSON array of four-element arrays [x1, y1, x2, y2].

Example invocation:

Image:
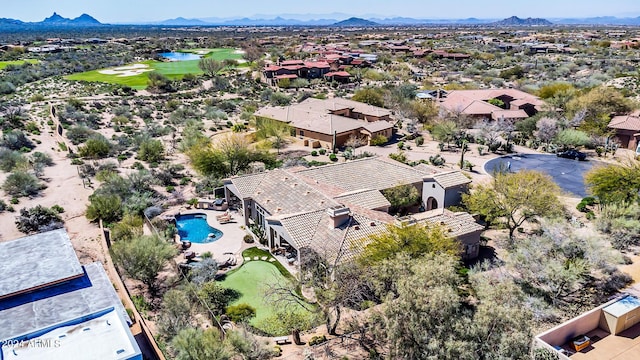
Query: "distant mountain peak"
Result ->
[[494, 16, 552, 26], [333, 17, 378, 26], [43, 12, 66, 23], [73, 13, 101, 24]]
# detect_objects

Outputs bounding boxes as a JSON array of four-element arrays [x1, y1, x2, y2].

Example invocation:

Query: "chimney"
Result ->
[[326, 205, 350, 229]]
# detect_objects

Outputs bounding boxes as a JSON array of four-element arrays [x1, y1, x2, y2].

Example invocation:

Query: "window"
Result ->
[[299, 130, 304, 136]]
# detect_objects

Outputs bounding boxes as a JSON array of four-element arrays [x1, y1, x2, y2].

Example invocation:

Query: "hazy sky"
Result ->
[[5, 0, 640, 23]]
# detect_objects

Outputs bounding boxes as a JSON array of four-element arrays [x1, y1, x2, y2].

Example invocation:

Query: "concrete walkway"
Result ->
[[177, 209, 247, 258]]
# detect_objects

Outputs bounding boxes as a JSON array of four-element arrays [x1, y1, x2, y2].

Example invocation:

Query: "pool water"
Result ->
[[159, 52, 201, 61], [176, 214, 223, 243]]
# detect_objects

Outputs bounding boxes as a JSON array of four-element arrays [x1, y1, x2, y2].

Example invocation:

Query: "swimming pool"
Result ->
[[176, 214, 223, 243], [159, 52, 201, 61]]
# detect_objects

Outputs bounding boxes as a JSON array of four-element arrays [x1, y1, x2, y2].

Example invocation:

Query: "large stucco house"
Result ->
[[436, 88, 546, 121], [254, 98, 395, 149], [223, 157, 481, 266]]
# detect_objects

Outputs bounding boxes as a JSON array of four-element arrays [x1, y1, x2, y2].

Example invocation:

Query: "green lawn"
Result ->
[[219, 248, 314, 334], [64, 48, 245, 89], [0, 59, 39, 70], [184, 48, 244, 61]]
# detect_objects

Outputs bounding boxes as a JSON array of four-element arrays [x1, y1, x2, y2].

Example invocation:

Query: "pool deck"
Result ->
[[177, 208, 246, 258]]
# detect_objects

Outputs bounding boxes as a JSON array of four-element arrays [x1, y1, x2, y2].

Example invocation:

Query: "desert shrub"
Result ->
[[311, 150, 318, 156], [0, 148, 27, 172], [389, 152, 408, 164], [415, 136, 424, 146], [329, 153, 338, 162], [66, 125, 96, 145], [2, 171, 45, 197], [79, 135, 112, 159], [243, 234, 254, 243], [15, 205, 63, 234], [370, 134, 388, 146], [225, 303, 256, 323], [137, 139, 164, 163], [309, 335, 328, 346], [429, 154, 446, 166], [1, 131, 34, 151]]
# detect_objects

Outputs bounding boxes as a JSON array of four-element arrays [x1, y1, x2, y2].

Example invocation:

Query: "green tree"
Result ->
[[463, 170, 563, 242], [188, 134, 275, 177], [382, 183, 420, 214], [15, 205, 64, 234], [111, 235, 176, 294], [198, 58, 224, 77], [361, 223, 460, 266], [157, 289, 192, 339], [555, 129, 591, 149], [431, 121, 459, 147], [566, 86, 633, 135], [352, 87, 385, 107], [507, 219, 626, 306], [372, 253, 470, 359], [585, 161, 640, 204], [198, 281, 240, 317]]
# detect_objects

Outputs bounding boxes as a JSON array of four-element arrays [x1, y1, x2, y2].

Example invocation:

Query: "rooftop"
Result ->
[[431, 171, 472, 189], [0, 229, 83, 299], [275, 210, 388, 265], [608, 111, 640, 132], [410, 208, 484, 238], [0, 262, 131, 342], [334, 189, 391, 210], [294, 157, 425, 193], [2, 308, 139, 360], [536, 295, 640, 360], [228, 169, 339, 216]]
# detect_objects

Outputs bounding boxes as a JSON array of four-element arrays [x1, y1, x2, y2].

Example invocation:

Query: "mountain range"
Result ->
[[0, 12, 101, 27], [2, 12, 640, 28]]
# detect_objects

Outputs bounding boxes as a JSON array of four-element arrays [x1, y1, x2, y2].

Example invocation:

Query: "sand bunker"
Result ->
[[99, 64, 153, 77]]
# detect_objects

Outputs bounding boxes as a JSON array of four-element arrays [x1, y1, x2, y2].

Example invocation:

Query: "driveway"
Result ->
[[484, 154, 600, 198]]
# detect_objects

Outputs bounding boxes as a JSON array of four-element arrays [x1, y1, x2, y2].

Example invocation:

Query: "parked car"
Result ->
[[557, 149, 587, 161]]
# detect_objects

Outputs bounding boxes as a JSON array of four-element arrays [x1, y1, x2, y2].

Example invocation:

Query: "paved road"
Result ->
[[484, 154, 600, 198]]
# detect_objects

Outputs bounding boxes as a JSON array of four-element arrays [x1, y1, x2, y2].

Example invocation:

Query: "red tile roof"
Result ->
[[303, 61, 331, 69], [609, 111, 640, 131], [325, 71, 352, 77], [280, 60, 305, 66], [264, 65, 280, 71]]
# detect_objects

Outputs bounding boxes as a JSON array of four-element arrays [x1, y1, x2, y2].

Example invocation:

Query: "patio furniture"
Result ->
[[218, 215, 233, 224], [572, 335, 590, 352], [184, 251, 196, 260], [181, 241, 191, 250], [216, 211, 230, 220], [274, 336, 290, 345]]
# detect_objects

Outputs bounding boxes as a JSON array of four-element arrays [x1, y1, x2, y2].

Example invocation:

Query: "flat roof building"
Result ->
[[0, 229, 142, 360]]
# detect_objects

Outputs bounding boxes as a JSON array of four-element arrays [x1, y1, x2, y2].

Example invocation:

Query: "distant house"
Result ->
[[254, 97, 395, 149], [437, 88, 546, 121], [608, 111, 640, 151], [535, 294, 640, 359], [223, 157, 482, 265], [0, 229, 142, 360], [263, 56, 367, 86]]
